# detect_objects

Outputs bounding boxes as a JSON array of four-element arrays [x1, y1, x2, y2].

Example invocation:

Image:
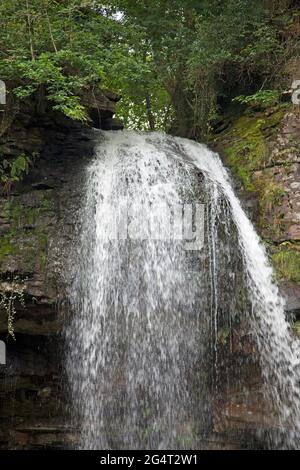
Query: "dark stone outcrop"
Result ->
[[82, 89, 124, 130], [0, 92, 112, 448]]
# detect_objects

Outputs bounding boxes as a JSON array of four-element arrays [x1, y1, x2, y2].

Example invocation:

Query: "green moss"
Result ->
[[40, 191, 55, 212], [217, 327, 230, 345], [3, 199, 22, 233], [213, 106, 289, 235], [0, 200, 22, 263], [256, 179, 286, 235], [223, 117, 266, 190], [293, 321, 300, 339], [40, 253, 47, 269], [272, 244, 300, 283], [37, 232, 49, 269], [0, 191, 55, 271], [0, 239, 14, 262], [217, 107, 285, 191]]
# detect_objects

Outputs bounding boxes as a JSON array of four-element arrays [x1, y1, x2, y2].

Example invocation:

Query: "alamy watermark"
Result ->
[[291, 80, 300, 105], [100, 201, 205, 251]]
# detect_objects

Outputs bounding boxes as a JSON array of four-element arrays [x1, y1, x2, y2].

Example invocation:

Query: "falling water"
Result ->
[[65, 130, 300, 449]]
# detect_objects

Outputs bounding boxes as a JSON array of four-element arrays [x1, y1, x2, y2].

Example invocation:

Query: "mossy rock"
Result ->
[[0, 191, 56, 273], [214, 106, 286, 191], [293, 321, 300, 339], [272, 243, 300, 284]]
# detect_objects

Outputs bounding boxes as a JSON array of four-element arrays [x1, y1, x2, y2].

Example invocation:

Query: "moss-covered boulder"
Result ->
[[213, 104, 300, 320]]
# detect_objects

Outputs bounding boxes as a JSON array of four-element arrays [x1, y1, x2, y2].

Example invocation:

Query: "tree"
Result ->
[[103, 0, 299, 138], [0, 0, 299, 138]]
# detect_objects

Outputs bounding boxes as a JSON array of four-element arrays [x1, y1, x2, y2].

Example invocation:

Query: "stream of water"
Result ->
[[65, 130, 300, 449]]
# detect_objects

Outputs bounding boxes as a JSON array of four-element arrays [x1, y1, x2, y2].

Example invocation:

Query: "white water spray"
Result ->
[[65, 130, 300, 449]]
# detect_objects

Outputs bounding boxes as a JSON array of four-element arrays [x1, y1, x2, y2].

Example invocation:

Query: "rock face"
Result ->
[[0, 99, 106, 448], [82, 89, 123, 130], [0, 125, 95, 333], [213, 104, 300, 320]]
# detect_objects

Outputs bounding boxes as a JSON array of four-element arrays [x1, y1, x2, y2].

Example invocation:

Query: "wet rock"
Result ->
[[0, 102, 104, 448], [102, 117, 124, 131], [213, 104, 300, 293], [280, 280, 300, 318], [82, 89, 121, 129]]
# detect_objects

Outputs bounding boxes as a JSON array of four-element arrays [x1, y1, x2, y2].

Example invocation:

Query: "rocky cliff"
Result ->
[[213, 103, 300, 324], [0, 91, 120, 449]]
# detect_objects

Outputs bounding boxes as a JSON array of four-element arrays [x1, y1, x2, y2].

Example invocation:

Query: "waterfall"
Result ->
[[65, 130, 300, 449]]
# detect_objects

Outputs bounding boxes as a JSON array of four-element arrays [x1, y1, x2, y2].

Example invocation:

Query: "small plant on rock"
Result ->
[[0, 276, 26, 339]]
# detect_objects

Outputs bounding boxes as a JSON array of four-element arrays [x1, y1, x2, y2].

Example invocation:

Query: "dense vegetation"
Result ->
[[0, 0, 299, 138]]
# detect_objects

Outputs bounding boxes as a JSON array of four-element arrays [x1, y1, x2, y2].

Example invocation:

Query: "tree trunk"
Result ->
[[145, 94, 155, 131]]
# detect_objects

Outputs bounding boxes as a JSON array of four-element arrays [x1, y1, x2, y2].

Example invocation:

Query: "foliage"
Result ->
[[13, 54, 88, 121], [0, 0, 299, 136], [104, 0, 299, 137], [0, 153, 34, 194], [0, 1, 117, 121], [233, 90, 280, 107], [0, 276, 26, 339]]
